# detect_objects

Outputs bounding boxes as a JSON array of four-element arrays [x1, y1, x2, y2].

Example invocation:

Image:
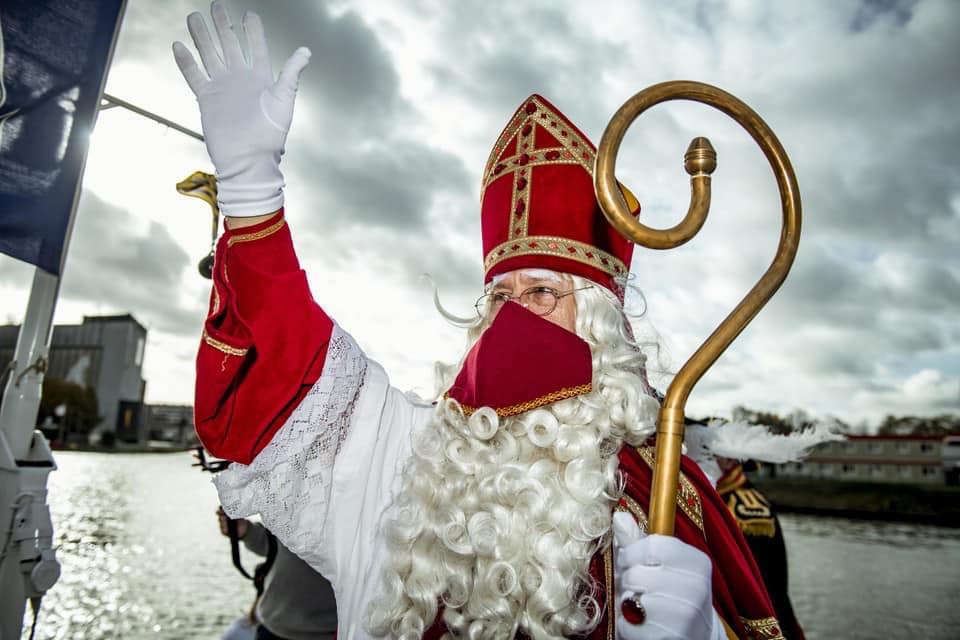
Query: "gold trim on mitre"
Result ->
[[484, 235, 628, 279]]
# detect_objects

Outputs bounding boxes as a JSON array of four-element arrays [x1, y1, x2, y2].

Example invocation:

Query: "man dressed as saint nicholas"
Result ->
[[174, 3, 812, 639]]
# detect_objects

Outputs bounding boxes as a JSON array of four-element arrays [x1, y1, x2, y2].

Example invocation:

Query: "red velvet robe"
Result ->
[[195, 211, 788, 640]]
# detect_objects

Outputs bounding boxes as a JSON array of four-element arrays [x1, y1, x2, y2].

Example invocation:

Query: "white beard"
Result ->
[[368, 381, 658, 639], [369, 275, 659, 638]]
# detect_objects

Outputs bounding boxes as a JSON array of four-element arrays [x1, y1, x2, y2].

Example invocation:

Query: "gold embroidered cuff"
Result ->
[[226, 217, 286, 247], [202, 330, 249, 357]]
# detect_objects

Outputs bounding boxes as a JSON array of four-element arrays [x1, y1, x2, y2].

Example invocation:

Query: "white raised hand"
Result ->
[[172, 0, 310, 216], [613, 512, 724, 640]]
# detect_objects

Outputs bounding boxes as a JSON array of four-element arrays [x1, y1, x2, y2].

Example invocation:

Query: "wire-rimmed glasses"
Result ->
[[474, 285, 593, 318]]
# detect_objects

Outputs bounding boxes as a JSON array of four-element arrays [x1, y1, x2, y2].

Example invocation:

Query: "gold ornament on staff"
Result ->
[[593, 81, 802, 536], [176, 171, 220, 279]]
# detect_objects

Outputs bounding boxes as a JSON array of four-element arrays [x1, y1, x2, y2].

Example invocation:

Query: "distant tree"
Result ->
[[730, 405, 852, 434], [37, 378, 100, 437], [732, 405, 793, 434], [878, 414, 960, 436]]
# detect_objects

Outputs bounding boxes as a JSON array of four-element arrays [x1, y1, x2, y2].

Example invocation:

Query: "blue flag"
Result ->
[[0, 0, 126, 275]]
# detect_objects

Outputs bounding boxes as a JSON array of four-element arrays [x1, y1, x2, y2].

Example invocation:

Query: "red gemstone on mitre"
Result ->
[[545, 150, 561, 160], [516, 177, 528, 190], [518, 153, 530, 165], [621, 598, 646, 625], [525, 102, 537, 114], [515, 199, 525, 215], [522, 124, 533, 137], [493, 163, 506, 174]]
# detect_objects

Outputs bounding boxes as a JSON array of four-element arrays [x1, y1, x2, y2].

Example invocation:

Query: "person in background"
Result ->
[[216, 507, 337, 640], [716, 460, 805, 640]]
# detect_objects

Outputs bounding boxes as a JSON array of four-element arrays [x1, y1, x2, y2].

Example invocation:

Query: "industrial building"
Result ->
[[0, 314, 148, 442]]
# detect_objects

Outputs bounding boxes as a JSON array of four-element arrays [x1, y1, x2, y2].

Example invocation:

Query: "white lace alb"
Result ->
[[213, 325, 367, 569]]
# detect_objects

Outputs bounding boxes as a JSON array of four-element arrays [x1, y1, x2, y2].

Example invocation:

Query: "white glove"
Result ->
[[172, 1, 310, 216], [613, 512, 725, 640]]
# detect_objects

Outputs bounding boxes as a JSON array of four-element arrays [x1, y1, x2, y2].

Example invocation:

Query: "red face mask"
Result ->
[[445, 302, 594, 418]]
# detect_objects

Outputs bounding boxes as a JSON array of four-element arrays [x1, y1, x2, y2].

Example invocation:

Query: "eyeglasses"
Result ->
[[474, 285, 593, 318]]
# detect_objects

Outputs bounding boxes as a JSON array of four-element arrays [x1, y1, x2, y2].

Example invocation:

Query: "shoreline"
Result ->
[[754, 476, 960, 528]]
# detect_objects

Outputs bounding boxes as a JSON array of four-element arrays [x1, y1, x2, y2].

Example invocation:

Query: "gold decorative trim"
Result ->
[[741, 616, 786, 640], [447, 383, 592, 418], [509, 163, 533, 240], [484, 235, 627, 278], [603, 544, 614, 640], [619, 494, 649, 533], [226, 218, 285, 247], [211, 285, 221, 316], [202, 330, 248, 357], [482, 96, 595, 197], [727, 488, 775, 538], [636, 446, 704, 533], [484, 151, 584, 191]]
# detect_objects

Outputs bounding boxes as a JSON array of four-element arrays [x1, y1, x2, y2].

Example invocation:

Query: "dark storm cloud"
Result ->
[[849, 0, 919, 32], [57, 191, 201, 336], [119, 0, 402, 135], [293, 138, 472, 231]]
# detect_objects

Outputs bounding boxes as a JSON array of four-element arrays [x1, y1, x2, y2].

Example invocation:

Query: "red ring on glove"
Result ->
[[621, 594, 646, 625]]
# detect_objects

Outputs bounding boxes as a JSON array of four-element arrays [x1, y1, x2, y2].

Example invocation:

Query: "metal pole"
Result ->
[[0, 270, 61, 640], [101, 93, 204, 141]]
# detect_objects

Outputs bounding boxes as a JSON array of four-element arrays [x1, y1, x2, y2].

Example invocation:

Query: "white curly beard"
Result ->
[[367, 297, 658, 638]]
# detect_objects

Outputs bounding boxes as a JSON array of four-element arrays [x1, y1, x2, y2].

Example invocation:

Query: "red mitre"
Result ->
[[446, 302, 593, 417], [481, 94, 641, 296]]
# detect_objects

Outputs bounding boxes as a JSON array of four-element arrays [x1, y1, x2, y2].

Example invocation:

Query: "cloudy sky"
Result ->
[[2, 0, 958, 429]]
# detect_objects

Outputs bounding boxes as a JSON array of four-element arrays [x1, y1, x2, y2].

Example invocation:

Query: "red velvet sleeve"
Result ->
[[194, 210, 334, 464]]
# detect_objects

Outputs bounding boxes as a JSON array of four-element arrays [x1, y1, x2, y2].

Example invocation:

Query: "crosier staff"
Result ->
[[594, 81, 802, 536]]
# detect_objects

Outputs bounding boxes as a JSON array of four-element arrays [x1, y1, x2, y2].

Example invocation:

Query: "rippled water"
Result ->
[[18, 452, 960, 639]]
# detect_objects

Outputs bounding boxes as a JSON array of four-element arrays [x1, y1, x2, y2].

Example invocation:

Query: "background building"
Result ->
[[772, 435, 956, 485], [0, 314, 147, 441]]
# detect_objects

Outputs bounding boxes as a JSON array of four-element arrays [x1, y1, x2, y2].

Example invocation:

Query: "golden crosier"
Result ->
[[594, 81, 802, 536]]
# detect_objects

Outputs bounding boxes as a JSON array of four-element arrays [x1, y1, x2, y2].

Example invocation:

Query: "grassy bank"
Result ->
[[753, 477, 960, 527]]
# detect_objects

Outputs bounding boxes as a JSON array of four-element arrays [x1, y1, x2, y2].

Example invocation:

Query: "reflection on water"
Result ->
[[23, 452, 251, 640], [19, 452, 960, 639]]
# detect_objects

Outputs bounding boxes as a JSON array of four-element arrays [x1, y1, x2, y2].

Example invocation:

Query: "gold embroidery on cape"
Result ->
[[619, 494, 649, 533], [447, 383, 592, 418], [202, 330, 248, 357], [740, 616, 786, 640], [227, 218, 286, 247], [484, 236, 627, 278], [636, 445, 704, 533], [603, 544, 614, 640], [211, 285, 221, 317]]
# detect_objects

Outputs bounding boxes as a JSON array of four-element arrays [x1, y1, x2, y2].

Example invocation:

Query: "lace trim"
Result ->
[[213, 325, 367, 567]]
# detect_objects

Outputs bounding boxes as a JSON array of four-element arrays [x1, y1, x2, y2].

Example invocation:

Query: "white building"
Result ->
[[774, 435, 954, 485]]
